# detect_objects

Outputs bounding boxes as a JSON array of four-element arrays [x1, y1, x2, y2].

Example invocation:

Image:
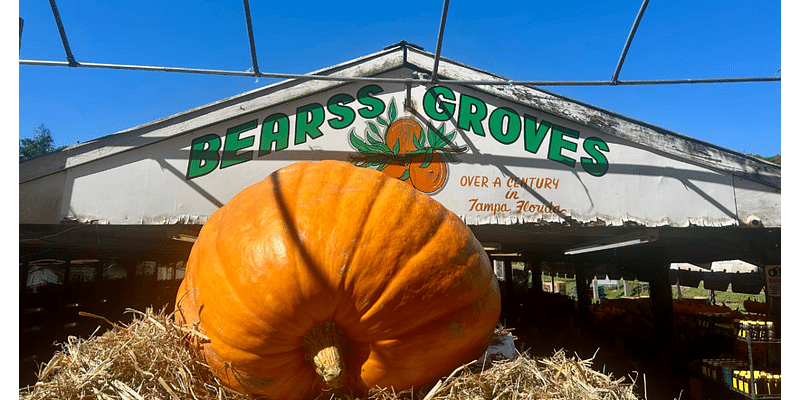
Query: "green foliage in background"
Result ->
[[537, 274, 763, 311], [749, 153, 781, 165], [20, 124, 65, 161]]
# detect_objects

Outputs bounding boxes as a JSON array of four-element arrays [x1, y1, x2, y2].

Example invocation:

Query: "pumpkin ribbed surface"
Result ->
[[175, 160, 501, 399]]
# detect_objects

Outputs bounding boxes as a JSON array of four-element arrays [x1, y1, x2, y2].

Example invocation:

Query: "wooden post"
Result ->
[[623, 279, 630, 296], [504, 260, 514, 299], [503, 260, 518, 325], [574, 264, 591, 323], [647, 259, 677, 350], [20, 259, 29, 293], [521, 261, 546, 323], [56, 258, 72, 337], [526, 261, 543, 297]]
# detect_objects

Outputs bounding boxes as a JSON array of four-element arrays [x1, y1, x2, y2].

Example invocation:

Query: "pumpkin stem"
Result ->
[[302, 319, 347, 389]]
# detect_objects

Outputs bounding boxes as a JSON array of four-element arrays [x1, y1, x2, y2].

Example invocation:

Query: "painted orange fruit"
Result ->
[[385, 118, 423, 154], [409, 152, 447, 193]]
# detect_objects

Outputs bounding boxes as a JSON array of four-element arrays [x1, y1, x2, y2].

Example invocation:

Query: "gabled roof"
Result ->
[[20, 42, 779, 189]]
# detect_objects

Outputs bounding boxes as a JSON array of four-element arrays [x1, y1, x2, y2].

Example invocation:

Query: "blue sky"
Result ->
[[18, 1, 781, 157]]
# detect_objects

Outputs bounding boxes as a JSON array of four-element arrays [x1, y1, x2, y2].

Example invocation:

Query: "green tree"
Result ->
[[20, 124, 58, 161], [759, 154, 781, 165], [749, 153, 781, 165]]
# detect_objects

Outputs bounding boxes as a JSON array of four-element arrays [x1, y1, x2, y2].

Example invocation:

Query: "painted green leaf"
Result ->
[[388, 99, 397, 123], [363, 127, 391, 154], [392, 139, 400, 155], [365, 144, 382, 154], [373, 141, 392, 154], [376, 115, 389, 127], [367, 130, 381, 145], [435, 124, 448, 148], [349, 129, 369, 152], [412, 126, 425, 150], [420, 149, 433, 169], [368, 121, 380, 136], [443, 130, 456, 144], [399, 169, 410, 181], [426, 123, 438, 148]]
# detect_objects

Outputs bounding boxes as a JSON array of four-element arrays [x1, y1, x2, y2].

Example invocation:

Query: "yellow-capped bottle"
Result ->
[[735, 371, 744, 392], [765, 373, 773, 395], [756, 371, 766, 394], [743, 371, 751, 394], [766, 321, 775, 341], [738, 320, 748, 338], [712, 360, 718, 378]]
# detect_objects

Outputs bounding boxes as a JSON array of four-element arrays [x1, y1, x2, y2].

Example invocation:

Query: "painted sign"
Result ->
[[184, 84, 610, 185], [765, 265, 780, 297], [178, 83, 626, 224], [48, 76, 750, 227]]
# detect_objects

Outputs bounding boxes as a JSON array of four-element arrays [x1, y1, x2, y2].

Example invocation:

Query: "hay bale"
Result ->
[[19, 308, 248, 400], [20, 310, 640, 400], [379, 347, 640, 400]]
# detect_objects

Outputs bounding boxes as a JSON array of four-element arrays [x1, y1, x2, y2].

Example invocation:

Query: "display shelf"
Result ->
[[733, 324, 780, 399]]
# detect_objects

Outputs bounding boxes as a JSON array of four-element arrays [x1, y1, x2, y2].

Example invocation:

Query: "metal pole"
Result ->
[[19, 17, 24, 53], [48, 0, 77, 66], [242, 0, 261, 76], [404, 79, 412, 109], [611, 0, 650, 84], [746, 326, 755, 399], [430, 0, 450, 83], [18, 59, 781, 86], [19, 59, 421, 83]]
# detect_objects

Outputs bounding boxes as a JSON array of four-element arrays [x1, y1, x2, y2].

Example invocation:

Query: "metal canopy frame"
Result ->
[[20, 0, 780, 87]]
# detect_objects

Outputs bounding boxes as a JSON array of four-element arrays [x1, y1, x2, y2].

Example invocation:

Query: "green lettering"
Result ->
[[523, 114, 550, 154], [259, 113, 290, 157], [423, 86, 456, 121], [581, 137, 610, 176], [221, 119, 258, 169], [327, 93, 356, 129], [357, 85, 385, 118], [488, 107, 520, 144], [186, 134, 221, 179], [457, 94, 487, 136], [295, 103, 324, 145], [548, 124, 579, 168]]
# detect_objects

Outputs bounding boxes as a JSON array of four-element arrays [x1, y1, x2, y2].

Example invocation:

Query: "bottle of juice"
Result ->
[[766, 321, 775, 341]]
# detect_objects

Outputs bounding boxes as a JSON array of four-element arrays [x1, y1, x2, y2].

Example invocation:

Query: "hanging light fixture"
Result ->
[[564, 230, 658, 255]]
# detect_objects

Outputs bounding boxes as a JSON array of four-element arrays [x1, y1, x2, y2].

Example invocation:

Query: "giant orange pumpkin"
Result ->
[[175, 160, 501, 399]]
